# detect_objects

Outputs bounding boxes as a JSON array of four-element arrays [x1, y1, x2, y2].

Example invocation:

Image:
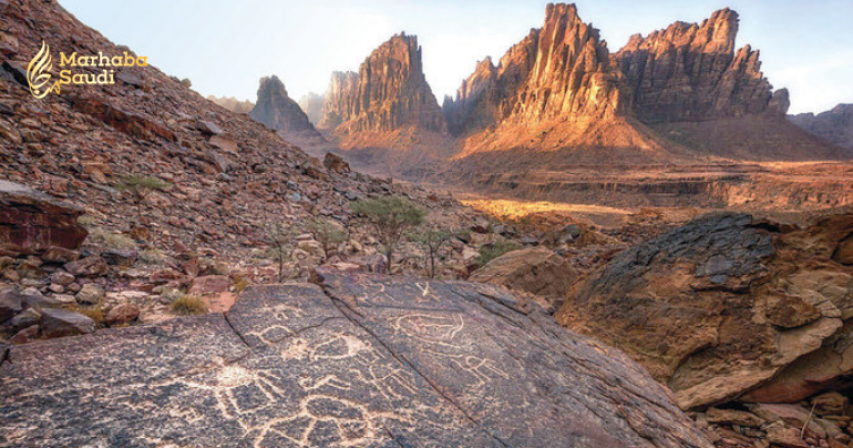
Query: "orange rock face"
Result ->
[[320, 33, 446, 137]]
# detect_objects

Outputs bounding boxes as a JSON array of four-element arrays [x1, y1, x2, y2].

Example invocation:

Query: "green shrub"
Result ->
[[351, 196, 426, 274], [476, 240, 522, 266]]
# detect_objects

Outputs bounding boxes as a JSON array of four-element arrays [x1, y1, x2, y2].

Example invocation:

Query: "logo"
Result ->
[[26, 40, 149, 99], [27, 41, 60, 99]]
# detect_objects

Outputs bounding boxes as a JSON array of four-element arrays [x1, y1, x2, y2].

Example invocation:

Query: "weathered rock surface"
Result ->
[[0, 180, 87, 257], [0, 275, 712, 448], [444, 3, 626, 136], [557, 212, 853, 410], [790, 104, 853, 150], [324, 33, 446, 136], [250, 75, 323, 139], [469, 246, 577, 312], [614, 8, 785, 122]]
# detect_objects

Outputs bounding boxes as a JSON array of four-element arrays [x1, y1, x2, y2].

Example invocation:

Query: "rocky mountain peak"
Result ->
[[614, 8, 780, 122], [249, 75, 317, 134], [325, 32, 446, 135]]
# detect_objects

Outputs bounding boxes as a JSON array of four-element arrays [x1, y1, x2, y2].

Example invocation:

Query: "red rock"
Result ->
[[188, 275, 230, 296], [10, 325, 39, 344], [150, 268, 185, 285], [41, 247, 81, 263], [64, 256, 108, 277], [105, 303, 139, 326], [0, 181, 87, 257]]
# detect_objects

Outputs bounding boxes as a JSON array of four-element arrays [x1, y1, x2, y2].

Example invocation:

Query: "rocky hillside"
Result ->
[[206, 95, 254, 114], [790, 104, 853, 149]]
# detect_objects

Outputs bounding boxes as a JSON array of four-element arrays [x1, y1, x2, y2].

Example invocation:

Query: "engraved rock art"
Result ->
[[1, 278, 712, 448]]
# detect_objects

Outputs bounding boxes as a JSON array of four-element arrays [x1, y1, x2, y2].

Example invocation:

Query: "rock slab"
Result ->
[[0, 274, 711, 448]]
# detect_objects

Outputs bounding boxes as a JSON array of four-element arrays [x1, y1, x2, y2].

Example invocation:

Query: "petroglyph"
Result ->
[[0, 278, 712, 448]]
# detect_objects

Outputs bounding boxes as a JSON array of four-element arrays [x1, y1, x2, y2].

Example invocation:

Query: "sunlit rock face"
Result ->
[[614, 8, 785, 123]]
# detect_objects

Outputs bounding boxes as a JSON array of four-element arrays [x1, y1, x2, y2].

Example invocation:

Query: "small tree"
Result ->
[[410, 227, 454, 279], [351, 196, 426, 274], [114, 174, 169, 220], [263, 222, 297, 282], [306, 218, 348, 259]]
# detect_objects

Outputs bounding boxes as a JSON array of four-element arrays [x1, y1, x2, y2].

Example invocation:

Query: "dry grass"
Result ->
[[64, 303, 105, 324], [169, 295, 208, 316]]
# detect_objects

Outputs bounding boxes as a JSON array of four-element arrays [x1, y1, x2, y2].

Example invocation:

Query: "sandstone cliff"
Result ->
[[614, 8, 788, 122], [317, 71, 359, 131], [790, 104, 853, 150], [297, 92, 324, 124], [249, 75, 319, 135], [327, 33, 446, 137], [444, 4, 626, 138]]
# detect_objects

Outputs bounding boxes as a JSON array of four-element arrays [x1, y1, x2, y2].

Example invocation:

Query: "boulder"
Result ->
[[835, 235, 853, 265], [188, 275, 230, 296], [64, 256, 108, 277], [0, 275, 712, 448], [558, 213, 853, 410], [0, 286, 23, 323], [0, 180, 87, 257], [323, 152, 350, 174], [105, 303, 139, 326], [40, 308, 96, 338], [10, 325, 39, 344], [75, 284, 105, 305], [469, 247, 577, 312], [101, 248, 137, 267]]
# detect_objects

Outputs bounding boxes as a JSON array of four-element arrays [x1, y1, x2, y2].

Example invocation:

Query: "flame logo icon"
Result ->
[[27, 41, 60, 98]]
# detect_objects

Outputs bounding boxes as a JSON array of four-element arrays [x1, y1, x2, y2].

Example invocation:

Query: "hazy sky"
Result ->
[[60, 0, 853, 114]]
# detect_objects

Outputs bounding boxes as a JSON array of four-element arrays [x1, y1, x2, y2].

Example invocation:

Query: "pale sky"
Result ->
[[60, 0, 853, 115]]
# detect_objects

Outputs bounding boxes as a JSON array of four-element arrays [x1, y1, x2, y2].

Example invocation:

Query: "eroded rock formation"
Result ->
[[320, 33, 446, 136], [0, 273, 712, 448], [249, 75, 318, 135], [614, 9, 787, 122], [790, 104, 853, 150], [444, 4, 625, 137], [557, 212, 853, 410], [317, 71, 358, 131]]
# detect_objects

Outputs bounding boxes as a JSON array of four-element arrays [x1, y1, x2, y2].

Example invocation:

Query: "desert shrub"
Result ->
[[263, 222, 298, 282], [409, 227, 454, 279], [169, 295, 208, 316], [306, 218, 348, 258], [64, 303, 105, 324], [87, 227, 137, 250], [476, 240, 522, 266], [351, 196, 426, 274], [77, 214, 97, 228], [233, 276, 250, 293], [114, 174, 170, 220], [137, 248, 167, 265]]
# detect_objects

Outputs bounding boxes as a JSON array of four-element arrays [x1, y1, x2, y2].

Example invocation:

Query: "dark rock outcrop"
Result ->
[[250, 75, 319, 135], [557, 212, 853, 410], [614, 8, 786, 122], [789, 104, 853, 150], [0, 275, 712, 448], [0, 180, 87, 258]]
